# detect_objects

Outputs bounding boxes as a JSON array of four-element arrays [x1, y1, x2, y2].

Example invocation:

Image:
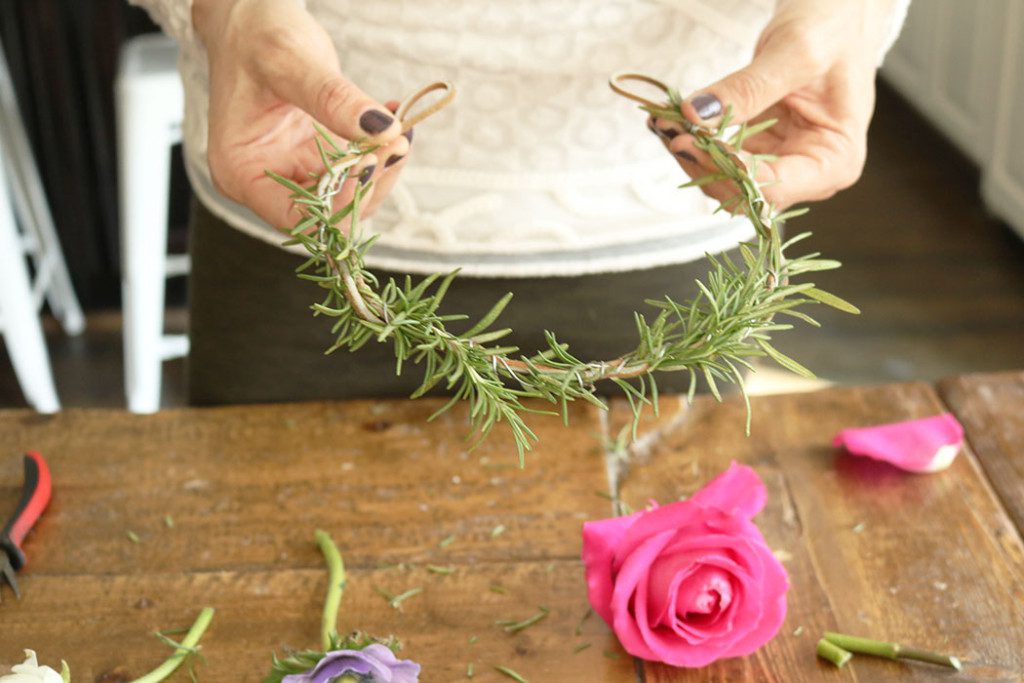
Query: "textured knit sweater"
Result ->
[[132, 0, 908, 277]]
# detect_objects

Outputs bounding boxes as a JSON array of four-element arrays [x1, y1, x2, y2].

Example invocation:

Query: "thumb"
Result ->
[[255, 33, 401, 143], [681, 33, 827, 126]]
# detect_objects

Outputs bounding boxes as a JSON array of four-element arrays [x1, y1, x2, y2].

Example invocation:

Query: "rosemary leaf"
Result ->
[[497, 606, 549, 634], [493, 665, 529, 682]]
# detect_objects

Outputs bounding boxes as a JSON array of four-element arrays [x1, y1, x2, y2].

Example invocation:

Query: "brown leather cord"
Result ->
[[395, 81, 457, 132], [608, 71, 702, 136], [608, 71, 672, 109]]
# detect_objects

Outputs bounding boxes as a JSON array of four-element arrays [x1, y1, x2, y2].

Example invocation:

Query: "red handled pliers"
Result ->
[[1, 451, 52, 601]]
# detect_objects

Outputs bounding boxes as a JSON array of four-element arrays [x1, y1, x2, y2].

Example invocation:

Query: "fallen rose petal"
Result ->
[[832, 413, 964, 473]]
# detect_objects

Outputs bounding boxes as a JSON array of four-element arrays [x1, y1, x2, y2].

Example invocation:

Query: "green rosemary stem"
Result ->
[[816, 638, 852, 668], [315, 529, 347, 651], [824, 632, 961, 670], [129, 607, 215, 683]]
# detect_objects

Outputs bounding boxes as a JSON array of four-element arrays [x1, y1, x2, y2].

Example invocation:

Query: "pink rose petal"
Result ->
[[582, 510, 645, 624], [832, 413, 964, 472], [689, 462, 768, 520]]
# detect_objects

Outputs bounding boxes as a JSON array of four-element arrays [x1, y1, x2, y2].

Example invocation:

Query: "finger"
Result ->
[[243, 174, 308, 229], [255, 32, 401, 144], [385, 98, 415, 152], [362, 154, 408, 217], [757, 143, 864, 209], [647, 120, 743, 207], [680, 32, 831, 127]]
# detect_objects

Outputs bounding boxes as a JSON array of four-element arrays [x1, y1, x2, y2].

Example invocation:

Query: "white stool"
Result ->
[[0, 35, 84, 413], [116, 34, 188, 414]]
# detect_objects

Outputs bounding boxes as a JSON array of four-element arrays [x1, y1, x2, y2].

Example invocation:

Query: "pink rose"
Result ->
[[582, 463, 788, 667]]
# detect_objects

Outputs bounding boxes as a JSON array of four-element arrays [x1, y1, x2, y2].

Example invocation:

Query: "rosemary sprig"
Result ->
[[270, 84, 857, 464]]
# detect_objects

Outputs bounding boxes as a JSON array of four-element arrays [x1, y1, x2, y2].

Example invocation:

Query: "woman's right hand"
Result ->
[[192, 0, 412, 229]]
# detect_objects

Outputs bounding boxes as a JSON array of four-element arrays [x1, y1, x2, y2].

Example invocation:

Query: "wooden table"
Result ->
[[2, 372, 1023, 682]]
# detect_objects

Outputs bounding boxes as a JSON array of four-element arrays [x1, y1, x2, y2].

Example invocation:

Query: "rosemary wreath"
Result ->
[[267, 75, 859, 464]]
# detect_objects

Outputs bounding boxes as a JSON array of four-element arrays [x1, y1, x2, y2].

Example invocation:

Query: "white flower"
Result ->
[[0, 651, 66, 683]]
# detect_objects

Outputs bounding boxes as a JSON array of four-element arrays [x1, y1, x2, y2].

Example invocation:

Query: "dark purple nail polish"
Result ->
[[358, 165, 376, 185], [384, 154, 404, 168], [658, 127, 679, 140], [675, 150, 697, 163], [403, 128, 414, 143], [690, 93, 722, 120], [359, 110, 394, 135]]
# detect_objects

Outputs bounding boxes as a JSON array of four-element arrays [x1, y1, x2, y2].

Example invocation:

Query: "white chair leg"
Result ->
[[0, 152, 60, 413], [0, 37, 84, 337], [117, 74, 174, 414]]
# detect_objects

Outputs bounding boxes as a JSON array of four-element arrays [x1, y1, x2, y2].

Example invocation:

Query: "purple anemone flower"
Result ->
[[281, 644, 420, 683]]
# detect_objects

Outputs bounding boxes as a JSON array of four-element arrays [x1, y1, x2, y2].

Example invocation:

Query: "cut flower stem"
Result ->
[[816, 638, 852, 668], [315, 529, 346, 650], [824, 631, 962, 670], [129, 607, 215, 683]]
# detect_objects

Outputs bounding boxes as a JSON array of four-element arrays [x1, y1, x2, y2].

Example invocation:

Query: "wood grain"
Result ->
[[938, 371, 1024, 537], [1, 560, 636, 681], [613, 384, 1024, 682], [3, 382, 1024, 681], [0, 399, 609, 577]]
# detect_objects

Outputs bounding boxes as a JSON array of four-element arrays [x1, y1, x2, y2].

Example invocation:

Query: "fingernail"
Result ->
[[359, 110, 394, 135], [675, 150, 697, 163], [384, 154, 404, 168], [403, 128, 414, 143], [358, 165, 376, 185], [690, 93, 722, 120]]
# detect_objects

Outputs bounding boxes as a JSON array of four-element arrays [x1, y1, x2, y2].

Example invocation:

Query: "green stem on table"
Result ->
[[816, 638, 852, 668], [129, 607, 215, 683], [315, 529, 347, 651], [824, 632, 961, 670]]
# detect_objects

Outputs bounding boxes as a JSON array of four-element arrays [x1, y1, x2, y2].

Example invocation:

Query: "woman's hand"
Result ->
[[651, 0, 897, 210], [193, 0, 412, 229]]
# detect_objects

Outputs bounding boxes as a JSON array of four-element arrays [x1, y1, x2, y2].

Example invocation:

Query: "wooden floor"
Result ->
[[2, 82, 1023, 409]]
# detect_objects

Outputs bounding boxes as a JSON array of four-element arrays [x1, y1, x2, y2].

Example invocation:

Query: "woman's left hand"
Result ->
[[651, 0, 899, 210]]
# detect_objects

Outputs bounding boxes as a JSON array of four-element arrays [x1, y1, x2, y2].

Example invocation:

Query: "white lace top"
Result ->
[[132, 0, 907, 277]]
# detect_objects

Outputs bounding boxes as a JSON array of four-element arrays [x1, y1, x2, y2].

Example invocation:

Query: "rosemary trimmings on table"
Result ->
[[268, 77, 858, 464]]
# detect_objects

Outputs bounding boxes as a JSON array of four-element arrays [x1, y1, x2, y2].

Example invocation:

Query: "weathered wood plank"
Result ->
[[4, 380, 1024, 682], [0, 559, 636, 681], [0, 400, 610, 578], [938, 371, 1024, 537], [612, 384, 1024, 682]]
